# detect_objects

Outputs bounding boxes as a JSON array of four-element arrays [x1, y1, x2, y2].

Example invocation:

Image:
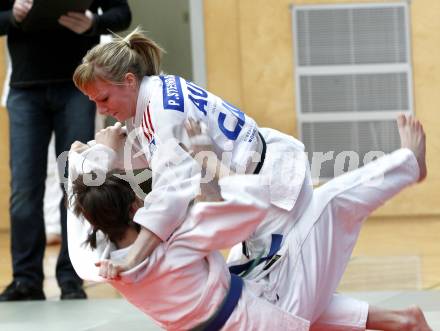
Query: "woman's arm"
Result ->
[[167, 174, 270, 268], [167, 121, 270, 264]]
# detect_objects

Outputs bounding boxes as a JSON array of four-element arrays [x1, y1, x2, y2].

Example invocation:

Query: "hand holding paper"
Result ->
[[58, 10, 94, 34], [19, 0, 93, 32]]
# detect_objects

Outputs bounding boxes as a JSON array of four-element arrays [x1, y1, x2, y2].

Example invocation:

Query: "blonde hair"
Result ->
[[73, 27, 164, 90]]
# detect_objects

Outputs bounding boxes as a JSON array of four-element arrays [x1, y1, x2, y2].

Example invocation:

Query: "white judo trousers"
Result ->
[[248, 147, 419, 330]]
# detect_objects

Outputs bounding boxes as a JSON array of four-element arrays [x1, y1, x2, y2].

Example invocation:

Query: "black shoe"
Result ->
[[0, 281, 45, 301], [60, 281, 87, 300]]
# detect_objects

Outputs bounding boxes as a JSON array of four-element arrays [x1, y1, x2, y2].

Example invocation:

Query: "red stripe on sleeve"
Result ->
[[142, 113, 152, 141], [146, 105, 154, 134]]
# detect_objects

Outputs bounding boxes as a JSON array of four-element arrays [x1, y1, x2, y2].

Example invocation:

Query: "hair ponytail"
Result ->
[[87, 228, 98, 249], [123, 27, 163, 77], [73, 26, 164, 91]]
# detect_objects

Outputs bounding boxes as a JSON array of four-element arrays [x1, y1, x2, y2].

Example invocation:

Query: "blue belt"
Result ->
[[192, 273, 243, 331], [195, 234, 282, 331], [230, 233, 283, 276], [193, 234, 283, 331]]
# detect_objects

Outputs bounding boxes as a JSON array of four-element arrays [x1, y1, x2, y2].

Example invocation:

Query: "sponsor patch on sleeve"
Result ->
[[160, 75, 184, 112]]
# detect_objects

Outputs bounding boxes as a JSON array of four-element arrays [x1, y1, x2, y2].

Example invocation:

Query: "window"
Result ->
[[291, 2, 413, 182]]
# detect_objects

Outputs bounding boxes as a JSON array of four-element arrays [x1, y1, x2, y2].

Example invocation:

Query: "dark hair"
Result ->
[[71, 170, 151, 249]]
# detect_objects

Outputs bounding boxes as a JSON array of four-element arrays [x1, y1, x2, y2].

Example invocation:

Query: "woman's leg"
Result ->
[[310, 295, 431, 331], [310, 295, 368, 331], [309, 115, 426, 321], [277, 116, 427, 325]]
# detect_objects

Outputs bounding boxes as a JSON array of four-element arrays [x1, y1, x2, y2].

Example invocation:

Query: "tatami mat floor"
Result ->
[[1, 293, 439, 331], [1, 215, 440, 329]]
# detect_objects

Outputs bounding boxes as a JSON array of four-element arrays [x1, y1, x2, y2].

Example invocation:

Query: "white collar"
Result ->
[[129, 76, 159, 128]]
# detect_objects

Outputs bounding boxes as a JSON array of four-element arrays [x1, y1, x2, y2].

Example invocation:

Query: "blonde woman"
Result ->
[[73, 27, 315, 274]]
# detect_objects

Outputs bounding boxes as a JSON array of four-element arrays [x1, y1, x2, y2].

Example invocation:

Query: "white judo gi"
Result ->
[[68, 142, 420, 330], [67, 150, 309, 330], [116, 75, 308, 251]]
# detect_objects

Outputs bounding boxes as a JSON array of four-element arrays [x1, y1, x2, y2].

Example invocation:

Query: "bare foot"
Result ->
[[397, 114, 427, 182], [367, 305, 432, 331], [401, 306, 432, 331]]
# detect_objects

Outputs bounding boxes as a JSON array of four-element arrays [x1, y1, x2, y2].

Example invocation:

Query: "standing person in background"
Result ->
[[0, 0, 131, 301], [2, 50, 62, 246]]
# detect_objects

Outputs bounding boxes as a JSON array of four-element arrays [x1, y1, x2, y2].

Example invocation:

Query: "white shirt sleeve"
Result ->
[[133, 130, 201, 241], [166, 175, 270, 265]]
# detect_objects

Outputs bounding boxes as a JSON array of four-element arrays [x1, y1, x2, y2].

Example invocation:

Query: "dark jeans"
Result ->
[[7, 82, 95, 288]]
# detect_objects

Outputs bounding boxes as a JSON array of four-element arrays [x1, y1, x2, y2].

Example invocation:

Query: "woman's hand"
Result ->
[[184, 119, 229, 202], [95, 122, 126, 152], [95, 260, 125, 280], [95, 228, 162, 280], [184, 118, 218, 158], [184, 118, 234, 181], [70, 141, 90, 154]]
